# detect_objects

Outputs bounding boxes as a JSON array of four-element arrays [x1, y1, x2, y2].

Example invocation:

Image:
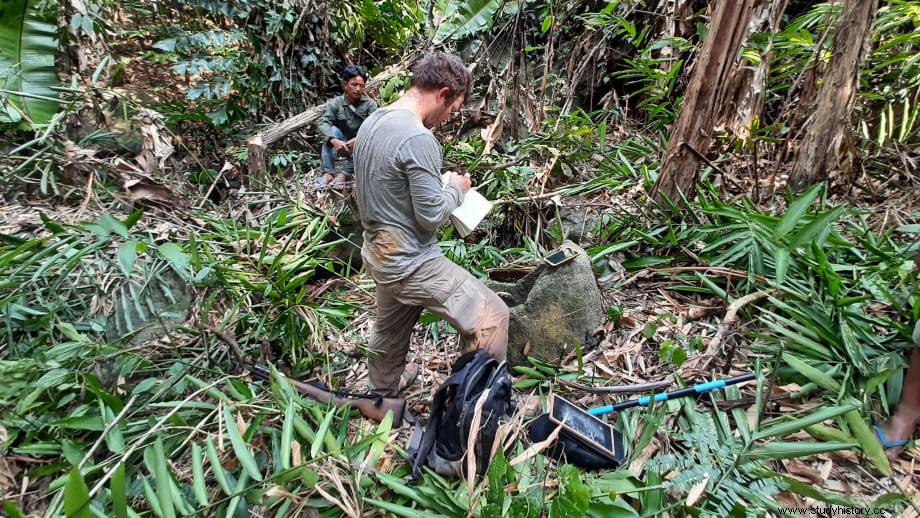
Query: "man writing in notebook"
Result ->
[[353, 52, 509, 397]]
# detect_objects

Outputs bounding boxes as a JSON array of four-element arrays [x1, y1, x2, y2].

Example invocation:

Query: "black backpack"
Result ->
[[408, 350, 515, 482]]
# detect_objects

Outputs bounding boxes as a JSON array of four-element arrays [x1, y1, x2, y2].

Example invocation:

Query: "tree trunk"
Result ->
[[787, 0, 878, 192], [246, 105, 325, 179], [651, 0, 762, 209], [653, 0, 696, 93], [714, 0, 789, 139]]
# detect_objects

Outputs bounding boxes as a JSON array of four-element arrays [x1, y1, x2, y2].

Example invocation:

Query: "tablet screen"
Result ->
[[549, 395, 615, 453]]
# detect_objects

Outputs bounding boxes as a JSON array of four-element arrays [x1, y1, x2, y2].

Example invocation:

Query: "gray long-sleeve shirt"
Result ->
[[317, 94, 378, 143], [354, 108, 464, 283]]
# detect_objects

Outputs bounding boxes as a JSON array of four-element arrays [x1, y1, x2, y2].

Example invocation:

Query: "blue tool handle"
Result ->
[[587, 373, 756, 416], [694, 379, 727, 392], [588, 404, 614, 416]]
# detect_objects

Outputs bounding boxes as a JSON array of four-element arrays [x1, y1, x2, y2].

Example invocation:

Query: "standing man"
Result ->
[[874, 319, 920, 454], [316, 64, 377, 186], [874, 251, 920, 458], [354, 52, 509, 397]]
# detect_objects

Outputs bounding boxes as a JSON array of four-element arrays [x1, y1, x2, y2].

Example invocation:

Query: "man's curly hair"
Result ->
[[410, 52, 472, 101]]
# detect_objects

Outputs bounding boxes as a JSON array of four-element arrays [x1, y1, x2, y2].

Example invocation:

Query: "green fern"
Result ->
[[644, 409, 781, 516]]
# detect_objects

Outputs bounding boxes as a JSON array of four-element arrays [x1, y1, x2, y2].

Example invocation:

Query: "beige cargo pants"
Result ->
[[366, 256, 509, 397]]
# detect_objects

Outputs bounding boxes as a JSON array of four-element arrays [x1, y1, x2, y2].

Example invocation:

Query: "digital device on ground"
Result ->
[[548, 394, 622, 458], [543, 246, 577, 267]]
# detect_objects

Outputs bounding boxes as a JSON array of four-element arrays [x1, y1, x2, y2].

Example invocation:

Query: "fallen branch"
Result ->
[[556, 377, 674, 394], [703, 289, 773, 358], [652, 266, 769, 284], [497, 188, 567, 204], [247, 106, 326, 178], [195, 162, 233, 209]]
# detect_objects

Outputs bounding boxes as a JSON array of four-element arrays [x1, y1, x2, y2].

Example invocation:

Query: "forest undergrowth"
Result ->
[[2, 110, 918, 516]]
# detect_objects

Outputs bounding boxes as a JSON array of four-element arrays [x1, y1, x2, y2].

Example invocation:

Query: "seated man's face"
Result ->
[[344, 76, 366, 104]]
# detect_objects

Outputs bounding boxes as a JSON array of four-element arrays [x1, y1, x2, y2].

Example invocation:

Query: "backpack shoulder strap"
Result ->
[[408, 365, 470, 483], [457, 352, 499, 401]]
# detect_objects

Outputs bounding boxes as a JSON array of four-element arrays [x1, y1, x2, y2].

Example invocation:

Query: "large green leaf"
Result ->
[[432, 0, 505, 43], [0, 0, 60, 125], [774, 184, 822, 241], [63, 468, 91, 518]]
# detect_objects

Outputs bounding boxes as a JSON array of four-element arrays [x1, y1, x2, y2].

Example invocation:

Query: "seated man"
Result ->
[[316, 64, 377, 186]]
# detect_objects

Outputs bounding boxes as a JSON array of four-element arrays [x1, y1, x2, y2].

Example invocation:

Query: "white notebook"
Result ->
[[442, 173, 493, 237]]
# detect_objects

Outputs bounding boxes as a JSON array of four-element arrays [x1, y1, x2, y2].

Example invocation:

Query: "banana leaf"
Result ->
[[0, 0, 60, 125], [433, 0, 505, 43]]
